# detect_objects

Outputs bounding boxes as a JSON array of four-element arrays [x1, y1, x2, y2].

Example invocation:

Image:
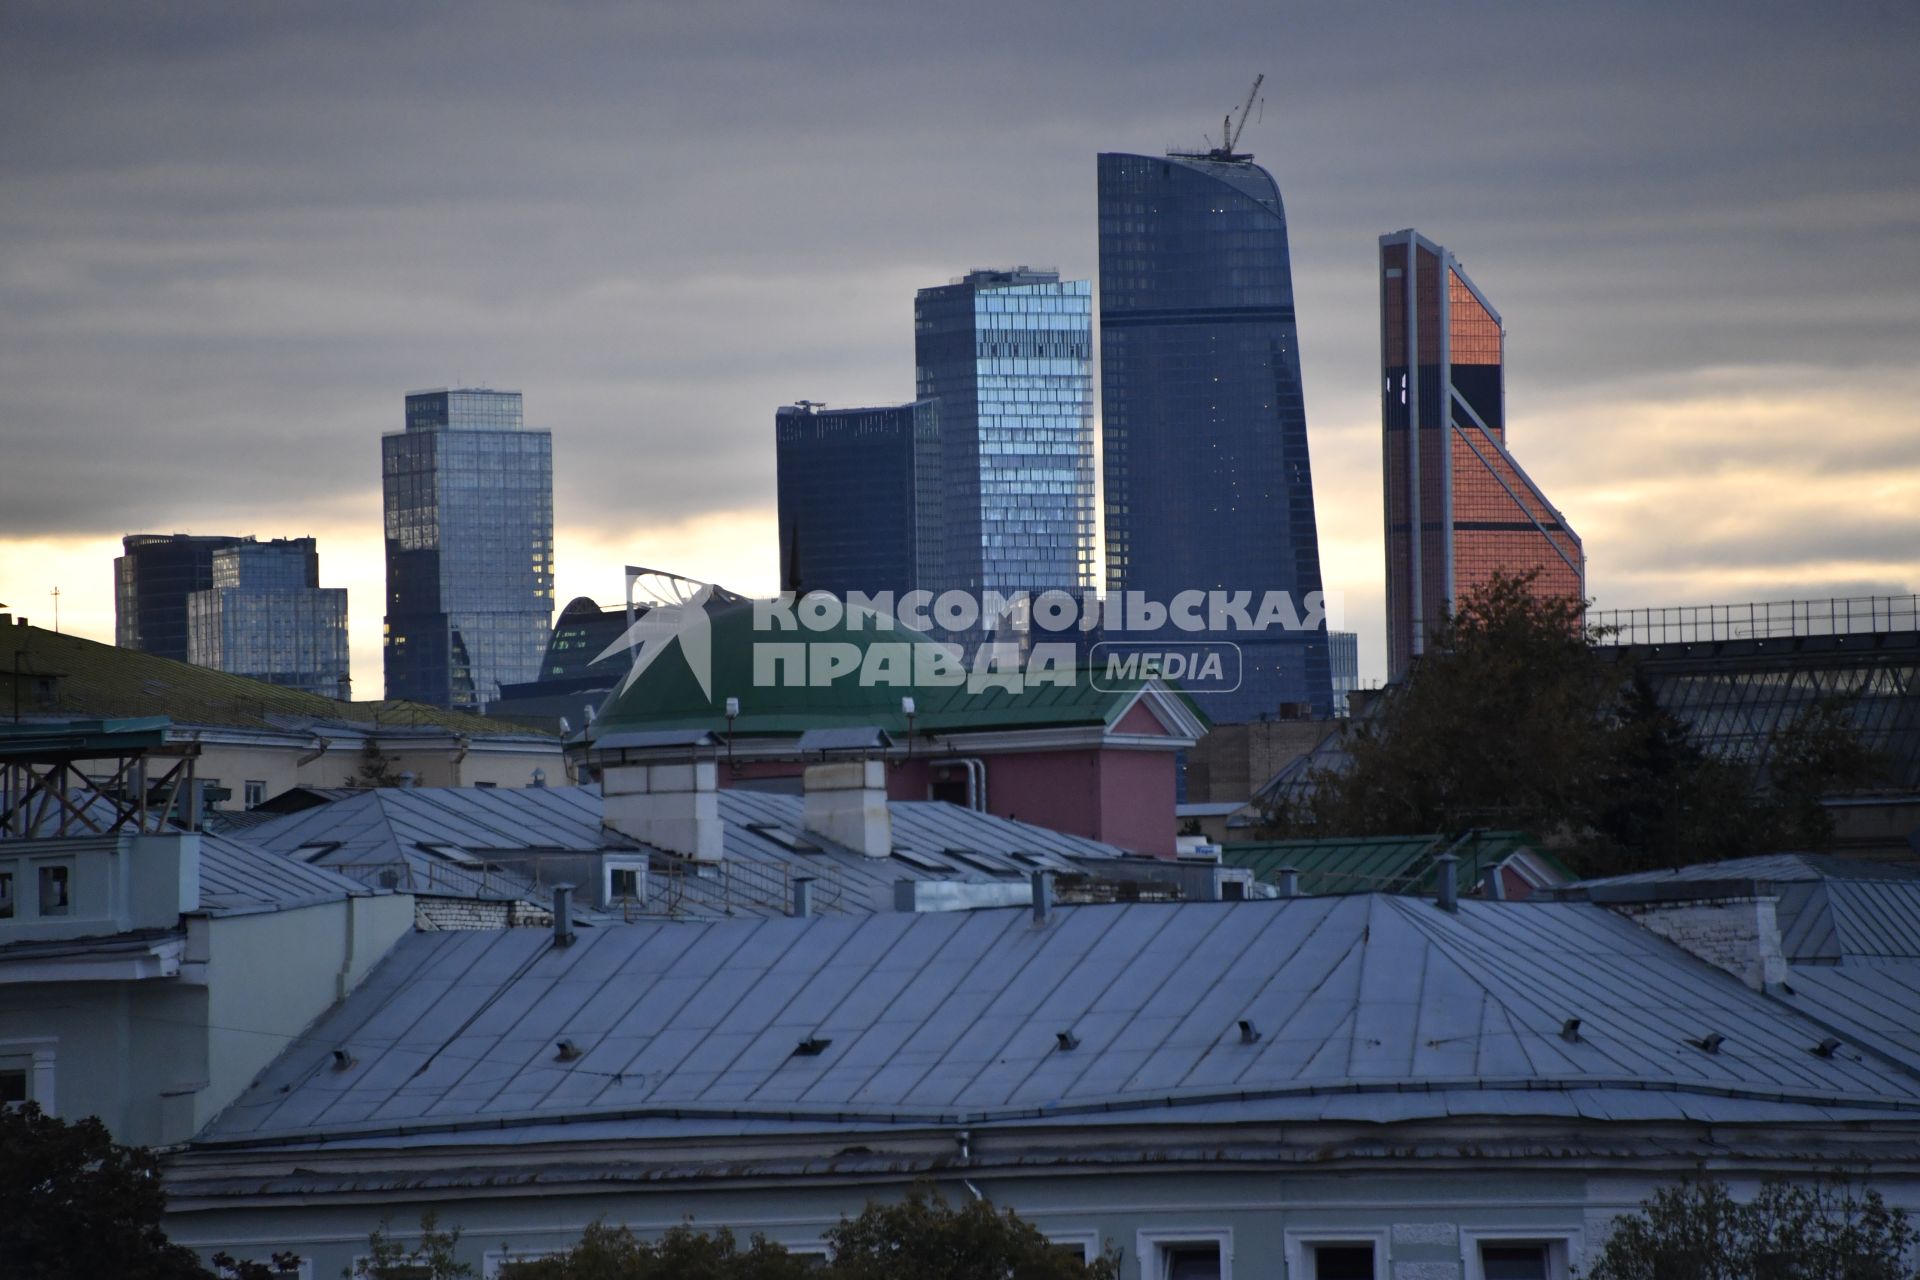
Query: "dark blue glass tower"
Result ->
[[383, 389, 554, 710], [1097, 152, 1332, 720], [775, 400, 941, 599]]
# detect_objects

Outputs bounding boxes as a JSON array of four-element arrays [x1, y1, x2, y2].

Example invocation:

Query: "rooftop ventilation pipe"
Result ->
[[552, 883, 576, 947], [1031, 870, 1053, 924], [1277, 866, 1299, 899], [1482, 862, 1506, 901], [1435, 853, 1459, 912], [791, 876, 814, 918]]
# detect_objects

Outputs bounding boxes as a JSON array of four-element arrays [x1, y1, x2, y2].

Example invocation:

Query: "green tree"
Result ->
[[825, 1186, 1118, 1280], [347, 1214, 472, 1279], [0, 1102, 212, 1280], [496, 1186, 1117, 1279], [1268, 570, 1879, 875], [502, 1222, 818, 1280], [1585, 1173, 1920, 1279]]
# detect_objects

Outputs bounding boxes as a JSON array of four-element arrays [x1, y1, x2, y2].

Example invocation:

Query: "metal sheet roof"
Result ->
[[238, 784, 1132, 918], [195, 832, 372, 916], [1776, 880, 1920, 963], [1779, 961, 1920, 1066], [1573, 853, 1920, 888], [1222, 832, 1558, 896], [199, 894, 1920, 1149]]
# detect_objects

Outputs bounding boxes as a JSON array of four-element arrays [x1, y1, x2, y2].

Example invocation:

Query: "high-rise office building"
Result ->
[[115, 533, 243, 661], [914, 268, 1095, 611], [1098, 151, 1333, 721], [1328, 630, 1360, 718], [775, 400, 942, 599], [1379, 230, 1584, 682], [382, 388, 554, 710], [187, 537, 350, 697]]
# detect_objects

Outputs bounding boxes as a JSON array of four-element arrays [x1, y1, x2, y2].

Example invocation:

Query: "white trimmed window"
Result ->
[[1284, 1231, 1388, 1280], [0, 1038, 56, 1113], [1136, 1228, 1231, 1280], [1462, 1230, 1578, 1280]]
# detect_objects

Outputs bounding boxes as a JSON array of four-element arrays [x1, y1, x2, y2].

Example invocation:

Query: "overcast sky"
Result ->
[[2, 0, 1916, 689]]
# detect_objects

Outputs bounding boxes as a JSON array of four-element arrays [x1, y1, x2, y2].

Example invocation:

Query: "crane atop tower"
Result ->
[[1205, 73, 1264, 161]]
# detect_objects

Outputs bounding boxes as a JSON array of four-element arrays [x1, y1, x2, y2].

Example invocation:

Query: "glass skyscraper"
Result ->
[[775, 400, 941, 598], [1380, 230, 1584, 682], [116, 533, 244, 662], [382, 388, 554, 710], [914, 268, 1095, 610], [187, 538, 350, 697], [1098, 152, 1332, 721]]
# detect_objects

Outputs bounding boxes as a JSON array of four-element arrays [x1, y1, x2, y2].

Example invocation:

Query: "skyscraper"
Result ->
[[1379, 230, 1584, 682], [914, 268, 1095, 611], [187, 537, 350, 697], [1098, 151, 1333, 721], [382, 388, 554, 710], [116, 533, 243, 661], [775, 400, 942, 599]]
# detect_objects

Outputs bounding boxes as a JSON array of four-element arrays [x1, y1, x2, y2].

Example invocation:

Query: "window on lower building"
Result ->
[[38, 864, 71, 916], [1161, 1243, 1222, 1280], [244, 780, 267, 808], [0, 868, 14, 919], [1481, 1245, 1550, 1280], [609, 867, 641, 901], [0, 1068, 27, 1108], [1311, 1243, 1376, 1280]]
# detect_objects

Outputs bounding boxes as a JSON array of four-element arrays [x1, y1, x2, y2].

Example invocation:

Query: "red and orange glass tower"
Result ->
[[1380, 230, 1584, 681]]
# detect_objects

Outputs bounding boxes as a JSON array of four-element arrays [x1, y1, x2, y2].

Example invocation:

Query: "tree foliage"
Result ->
[[1585, 1173, 1920, 1279], [0, 1102, 212, 1280], [348, 1213, 473, 1278], [1267, 571, 1880, 874], [497, 1187, 1117, 1280]]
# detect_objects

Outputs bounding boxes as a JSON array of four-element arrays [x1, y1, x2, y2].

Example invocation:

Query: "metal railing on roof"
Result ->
[[1592, 594, 1920, 647], [634, 850, 849, 919]]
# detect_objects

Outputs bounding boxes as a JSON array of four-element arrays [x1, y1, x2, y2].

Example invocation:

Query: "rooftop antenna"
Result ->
[[49, 586, 59, 633]]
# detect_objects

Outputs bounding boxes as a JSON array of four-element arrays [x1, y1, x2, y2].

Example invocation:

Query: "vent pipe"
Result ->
[[553, 883, 576, 946], [1435, 853, 1459, 913], [1031, 869, 1053, 924], [1482, 862, 1506, 901], [791, 876, 814, 918], [1277, 866, 1299, 899]]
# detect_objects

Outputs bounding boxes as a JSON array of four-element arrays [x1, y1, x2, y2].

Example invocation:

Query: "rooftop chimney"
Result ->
[[601, 760, 723, 861], [801, 759, 890, 857], [1482, 863, 1507, 901], [1276, 866, 1300, 899], [552, 883, 576, 946], [1435, 853, 1459, 912], [1031, 869, 1053, 924], [791, 876, 814, 918]]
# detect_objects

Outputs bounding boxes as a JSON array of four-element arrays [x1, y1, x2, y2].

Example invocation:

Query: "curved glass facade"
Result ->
[[1098, 153, 1332, 720], [382, 388, 554, 710]]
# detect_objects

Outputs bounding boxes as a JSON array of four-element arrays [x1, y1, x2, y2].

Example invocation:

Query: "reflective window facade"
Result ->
[[187, 538, 350, 697], [383, 388, 554, 710], [775, 400, 941, 598], [1381, 230, 1584, 682], [115, 533, 243, 661], [1328, 629, 1360, 717], [1098, 153, 1332, 721], [915, 269, 1095, 606]]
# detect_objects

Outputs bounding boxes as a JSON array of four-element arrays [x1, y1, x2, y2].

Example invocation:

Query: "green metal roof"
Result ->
[[2, 625, 547, 736], [592, 594, 1204, 738], [1223, 830, 1565, 896], [0, 716, 174, 760]]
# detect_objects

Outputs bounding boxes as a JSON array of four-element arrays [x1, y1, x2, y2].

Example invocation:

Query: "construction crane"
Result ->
[[1220, 73, 1265, 157]]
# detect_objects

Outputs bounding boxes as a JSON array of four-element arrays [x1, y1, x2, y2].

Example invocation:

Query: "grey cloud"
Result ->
[[2, 0, 1917, 610]]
